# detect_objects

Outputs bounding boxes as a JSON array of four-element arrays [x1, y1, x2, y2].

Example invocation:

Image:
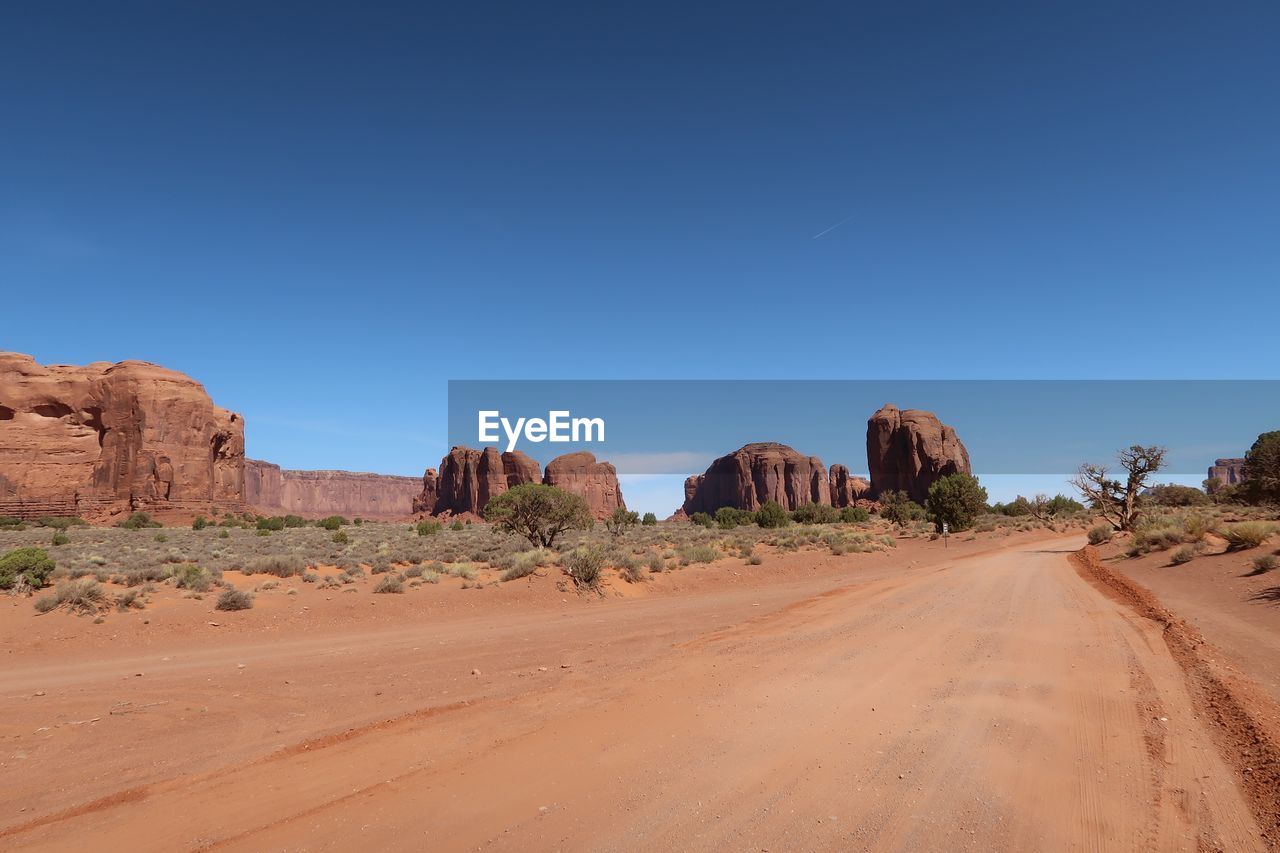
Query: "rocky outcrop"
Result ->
[[681, 443, 830, 516], [829, 464, 872, 508], [245, 459, 419, 520], [0, 352, 245, 520], [417, 447, 541, 517], [542, 451, 625, 520], [413, 468, 440, 515], [866, 404, 971, 503], [1207, 458, 1246, 487]]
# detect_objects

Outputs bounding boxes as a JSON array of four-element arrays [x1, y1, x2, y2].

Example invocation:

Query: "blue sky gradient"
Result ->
[[3, 2, 1278, 513]]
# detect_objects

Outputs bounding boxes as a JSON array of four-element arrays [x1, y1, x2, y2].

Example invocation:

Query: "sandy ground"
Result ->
[[2, 530, 1276, 851]]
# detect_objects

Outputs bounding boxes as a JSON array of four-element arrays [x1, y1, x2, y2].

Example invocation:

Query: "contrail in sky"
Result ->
[[811, 214, 853, 240]]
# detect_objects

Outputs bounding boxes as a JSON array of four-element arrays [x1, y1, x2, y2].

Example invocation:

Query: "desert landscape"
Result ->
[[3, 352, 1280, 851]]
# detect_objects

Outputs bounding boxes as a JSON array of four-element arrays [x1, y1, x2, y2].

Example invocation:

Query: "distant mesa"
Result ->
[[245, 460, 419, 520], [1207, 458, 1246, 487], [0, 352, 245, 521], [866, 403, 971, 504], [414, 447, 625, 521], [680, 442, 835, 516]]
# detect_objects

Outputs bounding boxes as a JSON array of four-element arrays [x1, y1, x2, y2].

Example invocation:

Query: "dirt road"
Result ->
[[2, 537, 1270, 851]]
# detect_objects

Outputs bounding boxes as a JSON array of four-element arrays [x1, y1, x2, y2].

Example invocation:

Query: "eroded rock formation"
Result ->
[[829, 464, 872, 508], [245, 460, 419, 520], [681, 443, 830, 516], [866, 404, 971, 503], [0, 352, 245, 520], [417, 447, 541, 517], [542, 451, 625, 520], [1207, 458, 1246, 487]]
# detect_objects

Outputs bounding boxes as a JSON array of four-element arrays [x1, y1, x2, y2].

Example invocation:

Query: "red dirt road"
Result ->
[[2, 536, 1272, 851]]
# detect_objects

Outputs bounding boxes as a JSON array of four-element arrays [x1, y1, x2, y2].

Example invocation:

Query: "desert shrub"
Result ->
[[618, 558, 645, 583], [485, 484, 594, 547], [840, 506, 870, 523], [192, 516, 209, 530], [316, 516, 348, 531], [642, 512, 657, 526], [605, 507, 640, 537], [747, 553, 763, 565], [416, 520, 442, 536], [1170, 545, 1199, 565], [118, 512, 161, 530], [1087, 524, 1115, 545], [713, 507, 754, 529], [373, 575, 404, 594], [501, 548, 549, 581], [755, 501, 790, 529], [169, 564, 212, 591], [256, 516, 286, 531], [646, 551, 665, 573], [450, 520, 465, 531], [332, 530, 349, 545], [791, 503, 840, 525], [246, 554, 304, 577], [689, 512, 714, 528], [879, 491, 926, 527], [283, 514, 306, 528], [51, 531, 70, 547], [301, 570, 320, 583], [678, 543, 719, 564], [217, 529, 229, 539], [34, 578, 107, 615], [1149, 484, 1212, 507], [420, 569, 441, 584], [116, 589, 147, 611], [0, 546, 56, 590], [154, 533, 168, 543], [445, 563, 477, 580], [562, 546, 605, 588], [38, 516, 85, 530], [1181, 514, 1215, 542], [121, 565, 169, 586], [926, 474, 988, 533], [1129, 524, 1185, 555], [1220, 521, 1275, 551], [215, 588, 255, 611], [1251, 555, 1278, 574]]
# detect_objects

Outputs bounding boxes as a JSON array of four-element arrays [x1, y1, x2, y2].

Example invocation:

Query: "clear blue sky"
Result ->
[[3, 2, 1277, 513]]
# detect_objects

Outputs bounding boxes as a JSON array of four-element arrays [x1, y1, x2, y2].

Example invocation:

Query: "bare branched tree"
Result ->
[[1071, 445, 1167, 531]]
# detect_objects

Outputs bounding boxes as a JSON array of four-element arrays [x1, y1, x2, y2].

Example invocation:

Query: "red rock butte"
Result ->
[[0, 352, 245, 520]]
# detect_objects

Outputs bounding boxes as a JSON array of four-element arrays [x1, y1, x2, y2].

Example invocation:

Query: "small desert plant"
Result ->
[[791, 503, 840, 525], [714, 507, 754, 529], [50, 531, 70, 547], [501, 548, 549, 581], [747, 553, 763, 565], [677, 543, 719, 564], [192, 516, 209, 530], [115, 589, 147, 611], [316, 516, 349, 530], [1182, 514, 1215, 542], [562, 546, 605, 589], [170, 564, 212, 591], [118, 511, 161, 530], [646, 551, 665, 573], [332, 530, 349, 544], [34, 578, 107, 615], [416, 520, 442, 536], [0, 546, 56, 590], [1170, 545, 1199, 565], [301, 570, 319, 583], [215, 588, 255, 611], [1220, 521, 1275, 550], [246, 554, 304, 577], [450, 520, 465, 531], [840, 506, 870, 523], [420, 569, 441, 584], [1249, 554, 1277, 574], [256, 516, 286, 531], [1087, 523, 1115, 545], [446, 563, 478, 580], [373, 575, 404, 594], [754, 501, 790, 529]]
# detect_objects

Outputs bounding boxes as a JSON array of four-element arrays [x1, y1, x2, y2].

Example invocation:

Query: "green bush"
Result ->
[[416, 520, 442, 536], [0, 547, 56, 589], [170, 564, 212, 591], [1087, 524, 1115, 545], [689, 512, 714, 528], [714, 507, 754, 529], [215, 588, 255, 611], [791, 503, 839, 525], [840, 506, 870, 523], [192, 516, 209, 530], [450, 520, 465, 531], [562, 547, 605, 588], [605, 507, 640, 536], [37, 516, 85, 530], [926, 474, 988, 533], [316, 516, 348, 531], [1220, 521, 1275, 551], [1149, 484, 1211, 507], [332, 530, 349, 545], [484, 484, 594, 547], [641, 512, 658, 526], [117, 512, 161, 530], [879, 491, 926, 527], [256, 516, 286, 531], [754, 501, 791, 529], [283, 514, 307, 528], [51, 532, 70, 547]]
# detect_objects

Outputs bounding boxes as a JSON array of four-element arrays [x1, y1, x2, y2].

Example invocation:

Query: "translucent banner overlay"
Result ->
[[447, 380, 1279, 476]]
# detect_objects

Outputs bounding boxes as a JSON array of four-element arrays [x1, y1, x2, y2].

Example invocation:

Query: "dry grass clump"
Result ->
[[1219, 521, 1275, 551], [500, 548, 551, 582], [1087, 524, 1115, 545], [34, 578, 107, 615], [562, 547, 605, 589], [373, 575, 404, 594], [215, 588, 254, 611], [246, 554, 305, 577]]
